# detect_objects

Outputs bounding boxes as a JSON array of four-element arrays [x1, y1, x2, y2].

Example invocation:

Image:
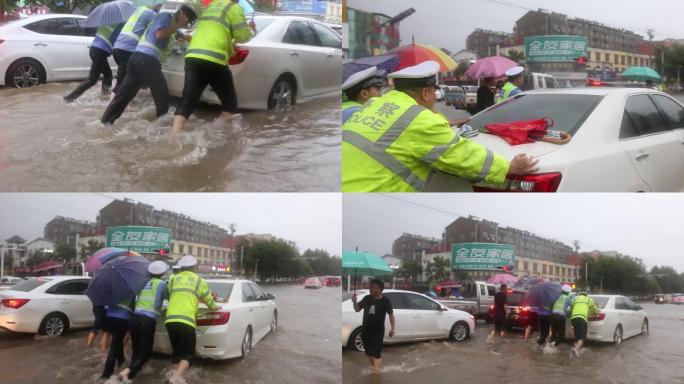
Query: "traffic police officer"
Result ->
[[111, 3, 162, 94], [342, 66, 386, 124], [119, 260, 169, 382], [496, 65, 524, 103], [567, 291, 598, 357], [550, 284, 573, 347], [172, 0, 255, 132], [342, 60, 539, 192], [165, 255, 219, 384]]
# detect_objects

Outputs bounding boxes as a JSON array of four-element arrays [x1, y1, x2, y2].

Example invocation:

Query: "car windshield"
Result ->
[[468, 94, 604, 136], [590, 296, 610, 308], [507, 292, 527, 306], [207, 282, 234, 302], [9, 277, 52, 292]]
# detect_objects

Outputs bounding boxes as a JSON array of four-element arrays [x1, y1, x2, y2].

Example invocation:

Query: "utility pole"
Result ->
[[254, 259, 258, 282], [647, 28, 655, 68], [584, 261, 588, 290], [240, 246, 244, 277]]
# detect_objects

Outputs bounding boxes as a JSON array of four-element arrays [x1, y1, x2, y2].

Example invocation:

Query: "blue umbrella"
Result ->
[[527, 281, 563, 310], [85, 0, 136, 28], [342, 54, 400, 84], [514, 277, 544, 290], [86, 255, 150, 306]]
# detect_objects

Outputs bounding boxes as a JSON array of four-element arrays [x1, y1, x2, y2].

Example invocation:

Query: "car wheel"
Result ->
[[240, 327, 252, 358], [449, 321, 470, 342], [641, 319, 649, 335], [6, 58, 45, 88], [613, 325, 623, 346], [267, 75, 296, 111], [271, 310, 278, 334], [40, 313, 68, 336], [348, 327, 365, 352]]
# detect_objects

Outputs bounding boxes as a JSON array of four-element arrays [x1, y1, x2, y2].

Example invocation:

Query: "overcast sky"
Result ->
[[0, 193, 341, 257], [343, 194, 684, 272], [349, 0, 684, 52]]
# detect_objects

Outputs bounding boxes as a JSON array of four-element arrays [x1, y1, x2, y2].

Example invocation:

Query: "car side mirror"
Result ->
[[266, 293, 275, 300], [441, 306, 448, 311]]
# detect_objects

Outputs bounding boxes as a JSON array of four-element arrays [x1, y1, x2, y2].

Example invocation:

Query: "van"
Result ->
[[523, 72, 560, 91]]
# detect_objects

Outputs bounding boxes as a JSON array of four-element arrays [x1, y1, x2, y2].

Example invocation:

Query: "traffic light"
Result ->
[[574, 56, 588, 65], [571, 283, 577, 290], [154, 248, 170, 256]]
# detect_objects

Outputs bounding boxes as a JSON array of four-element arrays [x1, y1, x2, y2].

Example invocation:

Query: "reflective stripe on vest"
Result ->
[[198, 1, 234, 31], [117, 301, 133, 312], [501, 82, 518, 101], [96, 25, 115, 49], [571, 295, 590, 320], [165, 314, 195, 323], [121, 6, 149, 42], [166, 272, 204, 327], [552, 293, 568, 315], [186, 48, 226, 62], [135, 277, 163, 316]]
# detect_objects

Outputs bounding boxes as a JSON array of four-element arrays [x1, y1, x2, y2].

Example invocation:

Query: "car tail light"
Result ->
[[588, 312, 606, 321], [197, 311, 230, 326], [2, 299, 30, 309], [228, 47, 249, 65], [520, 306, 530, 312], [474, 173, 562, 192]]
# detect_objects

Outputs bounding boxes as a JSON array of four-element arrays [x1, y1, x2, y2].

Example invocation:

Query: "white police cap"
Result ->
[[177, 255, 197, 268], [343, 66, 380, 91], [148, 260, 168, 275], [388, 60, 441, 89], [561, 284, 572, 293], [505, 65, 524, 77]]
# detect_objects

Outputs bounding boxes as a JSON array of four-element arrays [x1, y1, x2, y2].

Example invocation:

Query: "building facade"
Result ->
[[346, 8, 401, 59], [326, 0, 342, 23], [1, 235, 27, 269], [466, 29, 511, 58], [392, 233, 442, 261], [44, 216, 94, 246]]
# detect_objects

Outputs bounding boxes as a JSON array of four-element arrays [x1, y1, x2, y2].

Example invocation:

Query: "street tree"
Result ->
[[79, 239, 105, 260], [27, 0, 107, 14], [0, 0, 19, 22], [53, 243, 77, 263], [396, 259, 422, 285], [506, 49, 524, 63], [425, 256, 451, 284], [241, 238, 300, 283]]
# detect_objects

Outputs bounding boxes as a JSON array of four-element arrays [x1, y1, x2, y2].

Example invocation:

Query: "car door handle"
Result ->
[[327, 52, 334, 58], [634, 152, 649, 161], [34, 43, 47, 47], [289, 51, 299, 57]]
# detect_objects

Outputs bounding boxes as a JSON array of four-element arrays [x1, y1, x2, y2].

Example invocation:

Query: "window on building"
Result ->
[[524, 261, 529, 271], [179, 244, 184, 253], [542, 264, 547, 274], [555, 266, 560, 275], [605, 53, 610, 62], [532, 263, 538, 273], [188, 245, 193, 255]]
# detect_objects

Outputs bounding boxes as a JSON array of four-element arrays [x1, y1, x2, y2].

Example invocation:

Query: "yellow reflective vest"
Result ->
[[165, 270, 216, 328], [342, 90, 510, 192], [570, 294, 597, 321], [186, 0, 254, 66], [496, 82, 519, 104]]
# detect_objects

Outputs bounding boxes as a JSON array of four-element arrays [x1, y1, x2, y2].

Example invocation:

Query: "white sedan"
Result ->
[[163, 15, 342, 110], [342, 289, 475, 352], [429, 88, 684, 192], [566, 295, 648, 345], [0, 276, 93, 335], [304, 277, 323, 289], [0, 14, 116, 87], [153, 278, 277, 360]]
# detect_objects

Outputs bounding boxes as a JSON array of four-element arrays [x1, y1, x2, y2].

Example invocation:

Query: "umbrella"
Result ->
[[621, 66, 662, 82], [86, 256, 150, 306], [84, 247, 141, 273], [85, 0, 135, 28], [464, 56, 518, 80], [342, 250, 393, 291], [486, 273, 518, 286], [389, 43, 457, 72], [342, 54, 400, 84], [514, 277, 544, 290], [527, 281, 563, 310]]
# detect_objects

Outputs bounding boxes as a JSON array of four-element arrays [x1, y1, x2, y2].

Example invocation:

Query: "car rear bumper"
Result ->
[[0, 309, 40, 333], [154, 323, 243, 360]]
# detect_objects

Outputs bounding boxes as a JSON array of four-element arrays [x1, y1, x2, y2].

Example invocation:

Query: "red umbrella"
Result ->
[[389, 43, 457, 72]]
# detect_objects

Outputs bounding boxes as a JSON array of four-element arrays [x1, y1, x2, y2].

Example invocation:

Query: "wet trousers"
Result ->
[[551, 314, 566, 345], [127, 314, 156, 379], [65, 46, 112, 101], [112, 48, 133, 94], [537, 314, 551, 345], [102, 317, 129, 378]]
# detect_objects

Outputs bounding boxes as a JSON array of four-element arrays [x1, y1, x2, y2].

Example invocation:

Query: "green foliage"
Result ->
[[79, 239, 105, 260], [396, 259, 422, 283], [239, 240, 339, 283], [655, 45, 684, 84], [53, 243, 77, 263], [425, 256, 451, 284], [26, 0, 108, 14], [506, 49, 525, 63]]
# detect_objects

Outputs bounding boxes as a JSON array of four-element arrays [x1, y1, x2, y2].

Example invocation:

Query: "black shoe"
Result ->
[[63, 96, 75, 103]]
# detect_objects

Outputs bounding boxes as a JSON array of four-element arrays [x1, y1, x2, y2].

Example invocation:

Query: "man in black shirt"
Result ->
[[352, 279, 395, 372], [488, 284, 508, 342], [475, 77, 496, 115]]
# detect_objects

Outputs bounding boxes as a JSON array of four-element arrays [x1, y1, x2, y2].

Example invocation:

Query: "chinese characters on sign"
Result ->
[[451, 243, 516, 270], [106, 226, 172, 253], [525, 35, 588, 63]]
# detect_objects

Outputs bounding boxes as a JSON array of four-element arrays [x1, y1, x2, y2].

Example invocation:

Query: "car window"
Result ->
[[24, 17, 82, 36], [404, 293, 441, 311], [507, 292, 526, 306], [614, 297, 629, 310], [589, 296, 609, 308], [207, 282, 234, 301], [383, 292, 407, 309], [47, 280, 89, 295], [537, 76, 544, 89], [74, 18, 96, 37], [283, 21, 317, 46], [311, 22, 341, 49], [651, 95, 684, 130], [487, 286, 496, 296], [623, 297, 638, 310], [241, 282, 258, 302], [480, 285, 486, 296], [546, 78, 558, 88], [249, 283, 267, 300], [9, 277, 52, 292], [621, 94, 669, 138], [253, 17, 274, 35], [469, 94, 603, 135]]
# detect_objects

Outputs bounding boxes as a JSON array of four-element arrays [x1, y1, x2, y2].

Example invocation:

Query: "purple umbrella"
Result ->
[[342, 54, 400, 84], [84, 247, 140, 273], [514, 277, 545, 290], [487, 273, 518, 285], [86, 256, 150, 306], [464, 56, 518, 80], [527, 281, 563, 310]]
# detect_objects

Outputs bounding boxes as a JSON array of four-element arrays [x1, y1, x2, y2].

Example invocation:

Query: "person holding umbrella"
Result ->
[[550, 284, 573, 347], [566, 291, 598, 357], [165, 255, 219, 384], [341, 66, 387, 124], [118, 260, 169, 382], [351, 279, 395, 373]]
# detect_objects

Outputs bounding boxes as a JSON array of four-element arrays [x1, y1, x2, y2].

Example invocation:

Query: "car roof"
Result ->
[[522, 88, 661, 96], [30, 275, 89, 280], [15, 14, 86, 23]]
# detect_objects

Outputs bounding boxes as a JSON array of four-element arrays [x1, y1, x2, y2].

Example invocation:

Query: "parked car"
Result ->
[[522, 72, 560, 90], [429, 88, 684, 192], [671, 293, 684, 304], [304, 277, 323, 289], [323, 276, 341, 287], [461, 85, 478, 108], [163, 15, 342, 110], [565, 295, 648, 345], [0, 276, 93, 335], [435, 87, 445, 101], [0, 14, 118, 88], [654, 294, 666, 304], [342, 289, 475, 352], [443, 85, 465, 108], [437, 280, 496, 319], [154, 278, 277, 360]]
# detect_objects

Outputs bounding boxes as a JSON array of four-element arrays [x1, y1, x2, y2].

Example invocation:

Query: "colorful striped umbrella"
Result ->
[[389, 43, 457, 73]]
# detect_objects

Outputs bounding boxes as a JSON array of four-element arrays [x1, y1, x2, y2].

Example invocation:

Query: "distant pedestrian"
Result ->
[[102, 298, 134, 379], [496, 66, 524, 104], [567, 291, 598, 357], [118, 261, 169, 382], [550, 284, 573, 347], [351, 279, 395, 372], [475, 76, 496, 114], [488, 284, 508, 341]]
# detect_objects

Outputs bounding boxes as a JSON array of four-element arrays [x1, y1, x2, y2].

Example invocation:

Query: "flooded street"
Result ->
[[343, 302, 684, 384], [0, 83, 340, 192], [0, 284, 341, 384]]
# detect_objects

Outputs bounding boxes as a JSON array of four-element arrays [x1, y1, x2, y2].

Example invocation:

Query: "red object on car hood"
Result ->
[[484, 118, 550, 146]]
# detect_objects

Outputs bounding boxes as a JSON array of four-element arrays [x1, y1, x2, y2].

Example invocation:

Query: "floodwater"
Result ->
[[343, 303, 684, 384], [0, 83, 340, 192], [0, 284, 341, 384]]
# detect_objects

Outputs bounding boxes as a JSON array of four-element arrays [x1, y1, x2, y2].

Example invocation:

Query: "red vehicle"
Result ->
[[323, 276, 341, 287], [298, 277, 308, 286], [672, 294, 684, 304]]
